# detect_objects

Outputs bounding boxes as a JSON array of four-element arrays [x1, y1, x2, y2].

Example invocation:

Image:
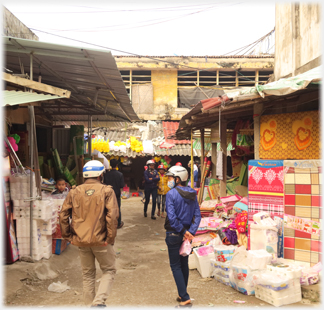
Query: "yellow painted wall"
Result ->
[[151, 70, 178, 113], [116, 60, 273, 70]]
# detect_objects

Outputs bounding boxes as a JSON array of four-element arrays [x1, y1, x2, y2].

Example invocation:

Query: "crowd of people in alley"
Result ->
[[56, 158, 202, 307]]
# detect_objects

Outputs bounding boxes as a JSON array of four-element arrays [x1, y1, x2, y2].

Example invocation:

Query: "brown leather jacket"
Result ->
[[59, 178, 119, 247]]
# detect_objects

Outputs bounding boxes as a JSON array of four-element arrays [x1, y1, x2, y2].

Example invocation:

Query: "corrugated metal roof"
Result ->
[[4, 36, 140, 123], [93, 121, 194, 157], [162, 121, 191, 144], [3, 90, 62, 106]]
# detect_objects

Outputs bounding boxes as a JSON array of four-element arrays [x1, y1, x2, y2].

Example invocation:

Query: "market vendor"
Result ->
[[164, 165, 201, 308]]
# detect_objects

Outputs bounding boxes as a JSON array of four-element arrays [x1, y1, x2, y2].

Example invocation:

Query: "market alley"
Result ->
[[4, 197, 317, 308]]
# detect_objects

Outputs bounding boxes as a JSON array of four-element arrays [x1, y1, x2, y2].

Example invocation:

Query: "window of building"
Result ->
[[177, 71, 198, 87], [120, 70, 151, 95]]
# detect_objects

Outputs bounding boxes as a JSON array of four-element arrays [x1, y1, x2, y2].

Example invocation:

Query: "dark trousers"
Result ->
[[165, 232, 190, 302], [157, 194, 166, 212], [116, 196, 121, 226], [144, 187, 157, 217]]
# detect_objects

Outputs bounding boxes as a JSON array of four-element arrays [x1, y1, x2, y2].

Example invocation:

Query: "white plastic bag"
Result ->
[[209, 235, 223, 247], [48, 280, 71, 293], [246, 249, 272, 270], [179, 240, 191, 256], [300, 262, 322, 286]]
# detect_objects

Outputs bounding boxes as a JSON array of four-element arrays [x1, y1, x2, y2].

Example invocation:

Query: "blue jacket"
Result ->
[[144, 169, 160, 189], [164, 186, 201, 236]]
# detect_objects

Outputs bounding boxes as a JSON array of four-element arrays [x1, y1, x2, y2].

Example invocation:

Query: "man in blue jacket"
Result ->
[[164, 165, 201, 308], [143, 159, 160, 220]]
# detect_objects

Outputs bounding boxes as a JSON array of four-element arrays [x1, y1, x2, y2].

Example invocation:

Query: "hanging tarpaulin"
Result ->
[[193, 138, 212, 151], [227, 66, 321, 100], [179, 87, 225, 109]]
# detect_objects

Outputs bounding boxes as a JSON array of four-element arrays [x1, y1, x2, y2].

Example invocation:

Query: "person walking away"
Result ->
[[157, 164, 169, 218], [164, 166, 201, 307], [187, 160, 199, 188], [59, 160, 119, 307], [143, 159, 160, 220], [104, 159, 125, 229]]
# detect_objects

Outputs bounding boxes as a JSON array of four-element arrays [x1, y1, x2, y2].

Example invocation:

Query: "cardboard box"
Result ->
[[52, 239, 69, 255], [52, 224, 62, 239]]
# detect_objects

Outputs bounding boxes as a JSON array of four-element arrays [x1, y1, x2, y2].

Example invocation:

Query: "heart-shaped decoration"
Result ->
[[264, 129, 275, 143], [261, 129, 276, 151], [294, 127, 313, 150], [281, 142, 288, 149], [297, 127, 311, 143]]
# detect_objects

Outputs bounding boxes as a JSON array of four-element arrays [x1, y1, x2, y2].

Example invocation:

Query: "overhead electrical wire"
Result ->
[[223, 28, 275, 56], [23, 2, 242, 33], [12, 2, 238, 14], [34, 5, 219, 32], [29, 27, 266, 84]]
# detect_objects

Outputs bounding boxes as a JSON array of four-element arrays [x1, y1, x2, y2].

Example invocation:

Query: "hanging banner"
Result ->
[[283, 214, 321, 236]]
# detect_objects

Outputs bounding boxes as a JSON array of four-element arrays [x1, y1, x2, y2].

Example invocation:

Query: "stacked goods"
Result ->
[[15, 199, 56, 261], [210, 259, 231, 286], [255, 265, 302, 307], [16, 219, 42, 260], [10, 172, 36, 202], [209, 244, 237, 285], [250, 212, 278, 262], [228, 247, 268, 296]]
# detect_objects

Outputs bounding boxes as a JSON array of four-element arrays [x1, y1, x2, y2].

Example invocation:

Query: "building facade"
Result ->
[[3, 7, 39, 40], [115, 56, 274, 121], [274, 3, 321, 80]]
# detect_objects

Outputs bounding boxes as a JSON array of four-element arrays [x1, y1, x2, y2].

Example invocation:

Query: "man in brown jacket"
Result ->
[[60, 160, 119, 307]]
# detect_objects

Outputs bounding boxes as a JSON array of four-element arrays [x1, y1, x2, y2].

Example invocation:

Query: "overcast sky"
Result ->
[[3, 1, 276, 56]]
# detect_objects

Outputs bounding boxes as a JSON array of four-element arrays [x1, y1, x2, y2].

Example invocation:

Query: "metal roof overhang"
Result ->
[[175, 67, 321, 140], [4, 36, 140, 126], [3, 90, 62, 106]]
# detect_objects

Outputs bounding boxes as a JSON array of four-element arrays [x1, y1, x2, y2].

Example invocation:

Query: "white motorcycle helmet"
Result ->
[[165, 166, 188, 182], [83, 160, 105, 178], [146, 159, 155, 165]]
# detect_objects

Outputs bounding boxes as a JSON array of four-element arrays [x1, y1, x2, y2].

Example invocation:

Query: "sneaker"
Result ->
[[151, 216, 156, 220], [117, 221, 124, 229]]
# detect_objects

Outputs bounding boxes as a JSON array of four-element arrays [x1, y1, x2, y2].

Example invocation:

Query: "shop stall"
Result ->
[[173, 66, 321, 307]]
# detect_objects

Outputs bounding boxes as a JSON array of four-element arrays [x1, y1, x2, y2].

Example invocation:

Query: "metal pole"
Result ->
[[30, 54, 33, 92], [4, 136, 27, 175], [29, 53, 34, 258], [28, 107, 34, 258], [89, 116, 92, 158], [88, 115, 90, 157], [190, 129, 194, 189]]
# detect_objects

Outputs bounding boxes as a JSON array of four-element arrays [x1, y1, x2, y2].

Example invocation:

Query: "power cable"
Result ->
[[35, 5, 218, 32], [29, 28, 267, 84], [11, 2, 237, 14]]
